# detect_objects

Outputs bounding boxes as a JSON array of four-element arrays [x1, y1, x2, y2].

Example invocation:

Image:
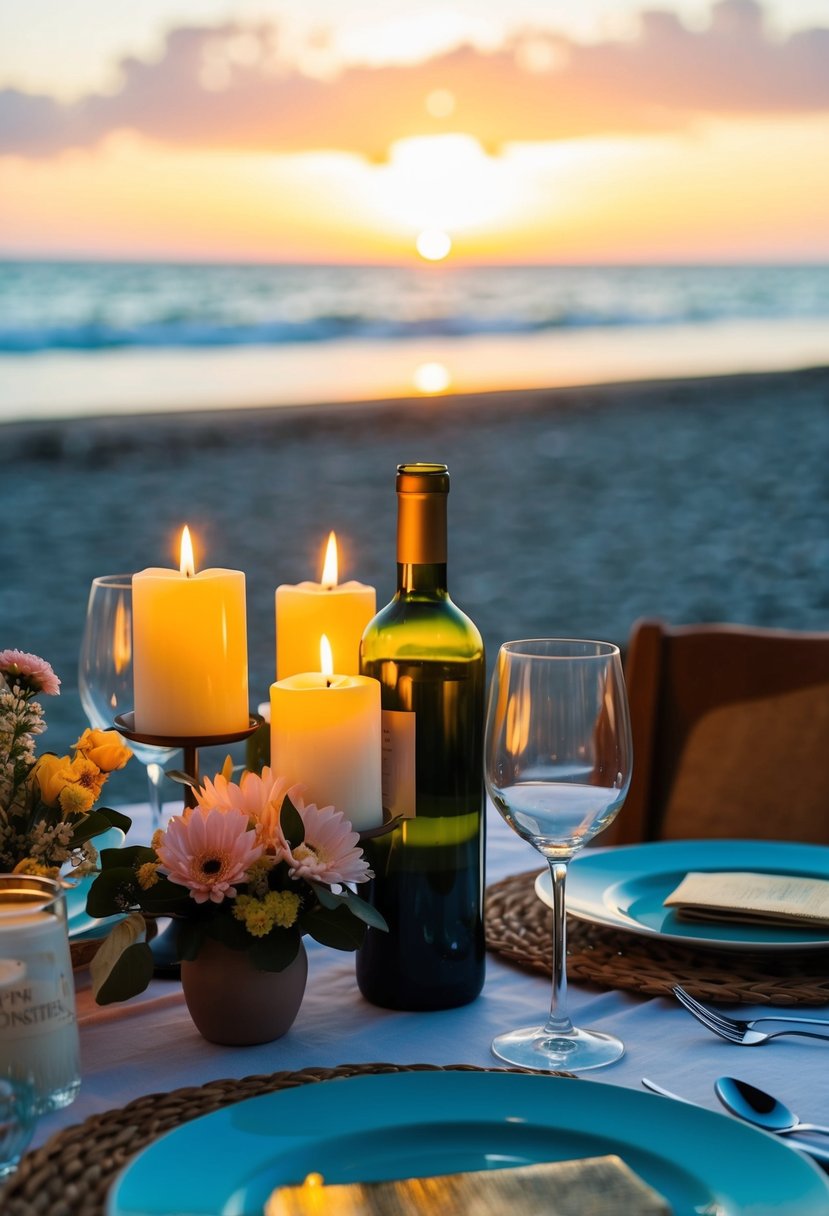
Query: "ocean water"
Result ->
[[1, 260, 827, 422], [2, 261, 828, 354]]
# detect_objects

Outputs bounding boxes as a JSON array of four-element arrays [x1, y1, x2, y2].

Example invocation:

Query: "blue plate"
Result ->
[[65, 826, 125, 941], [536, 839, 829, 951], [107, 1072, 829, 1216]]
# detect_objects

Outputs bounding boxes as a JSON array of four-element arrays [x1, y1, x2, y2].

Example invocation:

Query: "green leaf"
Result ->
[[97, 806, 133, 834], [248, 928, 301, 972], [66, 809, 118, 848], [101, 845, 155, 870], [86, 867, 137, 917], [301, 904, 366, 952], [306, 880, 342, 910], [306, 881, 388, 931], [165, 769, 198, 789], [138, 876, 192, 916], [335, 889, 389, 932], [176, 917, 207, 962], [280, 795, 305, 850], [208, 910, 252, 952], [90, 913, 154, 1004]]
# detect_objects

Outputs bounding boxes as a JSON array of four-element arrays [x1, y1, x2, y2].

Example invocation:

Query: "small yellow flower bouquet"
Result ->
[[0, 649, 133, 878]]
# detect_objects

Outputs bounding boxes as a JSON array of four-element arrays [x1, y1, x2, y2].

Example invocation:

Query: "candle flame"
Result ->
[[112, 594, 132, 675], [179, 525, 196, 577], [321, 531, 338, 588], [320, 634, 334, 677]]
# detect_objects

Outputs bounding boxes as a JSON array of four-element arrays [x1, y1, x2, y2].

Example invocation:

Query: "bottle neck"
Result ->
[[396, 562, 448, 595], [396, 486, 448, 595]]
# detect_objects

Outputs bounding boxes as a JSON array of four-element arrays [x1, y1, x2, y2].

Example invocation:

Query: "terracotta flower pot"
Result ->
[[180, 937, 308, 1046]]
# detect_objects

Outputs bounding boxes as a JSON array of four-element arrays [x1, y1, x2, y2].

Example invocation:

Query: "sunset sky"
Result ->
[[1, 0, 828, 263]]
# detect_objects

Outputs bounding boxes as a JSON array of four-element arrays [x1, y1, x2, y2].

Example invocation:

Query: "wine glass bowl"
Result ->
[[484, 638, 633, 1071], [79, 574, 177, 827]]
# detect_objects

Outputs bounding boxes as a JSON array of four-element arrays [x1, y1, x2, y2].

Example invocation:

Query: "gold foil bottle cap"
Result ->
[[396, 463, 450, 494], [396, 463, 448, 564]]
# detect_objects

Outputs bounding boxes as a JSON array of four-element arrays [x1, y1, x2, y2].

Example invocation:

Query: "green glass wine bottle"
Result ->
[[357, 463, 485, 1010]]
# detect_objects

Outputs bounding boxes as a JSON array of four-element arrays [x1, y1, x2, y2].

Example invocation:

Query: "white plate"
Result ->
[[106, 1071, 829, 1216], [535, 839, 829, 951]]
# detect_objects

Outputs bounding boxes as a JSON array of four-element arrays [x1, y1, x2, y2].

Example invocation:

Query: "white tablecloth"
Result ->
[[38, 804, 829, 1165]]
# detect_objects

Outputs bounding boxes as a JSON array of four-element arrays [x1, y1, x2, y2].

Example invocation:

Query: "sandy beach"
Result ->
[[3, 365, 828, 804]]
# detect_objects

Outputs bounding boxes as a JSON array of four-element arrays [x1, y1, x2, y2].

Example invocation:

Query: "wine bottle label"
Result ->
[[381, 709, 416, 818]]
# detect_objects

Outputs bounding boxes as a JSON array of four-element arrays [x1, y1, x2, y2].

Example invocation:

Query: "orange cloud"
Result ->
[[1, 1, 828, 160]]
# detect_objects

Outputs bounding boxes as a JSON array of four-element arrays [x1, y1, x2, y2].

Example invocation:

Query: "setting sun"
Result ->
[[413, 361, 452, 393], [416, 229, 452, 261]]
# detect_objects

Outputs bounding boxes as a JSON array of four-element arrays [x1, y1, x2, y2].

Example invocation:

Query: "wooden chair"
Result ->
[[606, 618, 829, 845]]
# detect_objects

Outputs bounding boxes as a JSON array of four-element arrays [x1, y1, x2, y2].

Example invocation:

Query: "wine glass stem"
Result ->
[[146, 763, 164, 832], [544, 858, 574, 1036]]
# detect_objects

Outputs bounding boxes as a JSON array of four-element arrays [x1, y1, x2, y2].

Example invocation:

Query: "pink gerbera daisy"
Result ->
[[286, 802, 372, 886], [195, 766, 306, 856], [156, 806, 263, 904], [0, 650, 61, 696]]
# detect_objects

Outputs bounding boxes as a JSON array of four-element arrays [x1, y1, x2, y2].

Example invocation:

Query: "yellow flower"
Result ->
[[74, 728, 132, 773], [233, 899, 272, 937], [12, 858, 60, 879], [36, 753, 105, 809], [34, 753, 72, 806], [150, 828, 165, 852], [59, 782, 96, 816], [136, 861, 160, 890], [266, 890, 300, 929], [232, 889, 301, 937]]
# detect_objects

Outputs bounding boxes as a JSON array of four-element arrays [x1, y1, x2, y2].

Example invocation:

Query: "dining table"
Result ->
[[7, 799, 829, 1214]]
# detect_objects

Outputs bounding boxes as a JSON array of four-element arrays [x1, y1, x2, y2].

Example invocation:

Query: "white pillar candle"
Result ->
[[133, 525, 249, 738], [276, 532, 375, 679], [269, 640, 383, 831], [0, 898, 80, 1114]]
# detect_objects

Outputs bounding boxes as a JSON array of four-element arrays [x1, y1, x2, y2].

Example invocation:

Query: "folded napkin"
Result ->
[[664, 871, 829, 927], [265, 1155, 672, 1215]]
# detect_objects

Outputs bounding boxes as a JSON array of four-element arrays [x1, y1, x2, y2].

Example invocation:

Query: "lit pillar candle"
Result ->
[[275, 532, 375, 679], [133, 525, 249, 738], [270, 636, 383, 831]]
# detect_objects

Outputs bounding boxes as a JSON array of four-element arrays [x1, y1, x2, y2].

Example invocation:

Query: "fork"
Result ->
[[672, 986, 829, 1046]]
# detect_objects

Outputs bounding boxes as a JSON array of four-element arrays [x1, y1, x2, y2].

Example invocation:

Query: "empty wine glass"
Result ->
[[79, 574, 177, 830], [484, 638, 633, 1072]]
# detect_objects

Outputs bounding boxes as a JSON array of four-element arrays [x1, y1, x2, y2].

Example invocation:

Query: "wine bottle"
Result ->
[[357, 463, 485, 1010]]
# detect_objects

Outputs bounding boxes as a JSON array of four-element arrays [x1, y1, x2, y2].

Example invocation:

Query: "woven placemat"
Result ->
[[486, 870, 829, 1008], [1, 1063, 554, 1216]]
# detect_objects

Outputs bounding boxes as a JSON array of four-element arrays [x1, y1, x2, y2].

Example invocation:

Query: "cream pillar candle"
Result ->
[[275, 532, 375, 679], [270, 637, 383, 831], [133, 526, 249, 738]]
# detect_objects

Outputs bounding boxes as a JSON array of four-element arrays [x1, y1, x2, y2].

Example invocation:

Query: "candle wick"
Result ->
[[326, 678, 332, 688]]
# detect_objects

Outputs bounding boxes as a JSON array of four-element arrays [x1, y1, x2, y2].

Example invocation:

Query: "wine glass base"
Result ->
[[492, 1024, 624, 1073]]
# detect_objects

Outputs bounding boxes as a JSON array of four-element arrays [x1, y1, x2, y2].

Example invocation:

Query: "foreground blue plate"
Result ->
[[107, 1071, 829, 1216], [536, 839, 829, 951]]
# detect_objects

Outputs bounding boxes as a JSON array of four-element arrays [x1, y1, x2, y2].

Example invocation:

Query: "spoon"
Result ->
[[715, 1077, 829, 1139]]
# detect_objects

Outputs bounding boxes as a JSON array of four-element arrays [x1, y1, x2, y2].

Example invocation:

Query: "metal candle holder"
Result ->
[[114, 712, 261, 808], [113, 710, 261, 975]]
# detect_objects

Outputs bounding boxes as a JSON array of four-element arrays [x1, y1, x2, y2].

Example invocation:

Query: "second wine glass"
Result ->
[[79, 574, 177, 830], [484, 638, 633, 1072]]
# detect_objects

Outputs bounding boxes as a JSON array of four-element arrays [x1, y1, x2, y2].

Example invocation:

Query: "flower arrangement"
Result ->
[[86, 764, 386, 1004], [0, 649, 132, 877]]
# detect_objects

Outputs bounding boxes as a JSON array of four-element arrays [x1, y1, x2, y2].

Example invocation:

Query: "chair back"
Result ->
[[609, 618, 829, 845]]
